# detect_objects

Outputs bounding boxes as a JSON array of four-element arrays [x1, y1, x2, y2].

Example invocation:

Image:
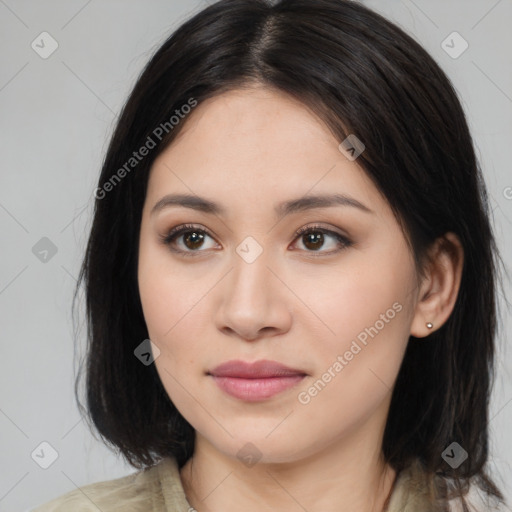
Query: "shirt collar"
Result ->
[[157, 456, 434, 512]]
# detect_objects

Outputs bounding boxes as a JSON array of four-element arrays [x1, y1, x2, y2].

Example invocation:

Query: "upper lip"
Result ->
[[208, 359, 307, 378]]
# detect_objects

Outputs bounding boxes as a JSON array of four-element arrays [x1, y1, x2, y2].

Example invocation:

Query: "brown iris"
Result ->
[[302, 231, 324, 251], [183, 231, 205, 250]]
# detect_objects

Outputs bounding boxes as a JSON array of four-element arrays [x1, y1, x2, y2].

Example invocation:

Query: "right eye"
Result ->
[[160, 224, 219, 256]]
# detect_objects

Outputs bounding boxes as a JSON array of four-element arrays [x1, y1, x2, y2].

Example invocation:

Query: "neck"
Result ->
[[180, 418, 397, 512]]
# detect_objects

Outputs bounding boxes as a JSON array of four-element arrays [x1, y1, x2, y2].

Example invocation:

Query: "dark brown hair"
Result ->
[[73, 0, 507, 509]]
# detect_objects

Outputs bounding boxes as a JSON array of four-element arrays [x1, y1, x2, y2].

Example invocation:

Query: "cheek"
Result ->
[[295, 243, 415, 403], [139, 273, 207, 373], [138, 241, 201, 342], [137, 245, 211, 390], [300, 253, 413, 352], [138, 271, 175, 342], [139, 268, 206, 417], [292, 285, 410, 446]]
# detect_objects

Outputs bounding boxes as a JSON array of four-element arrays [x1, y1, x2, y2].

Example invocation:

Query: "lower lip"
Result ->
[[211, 375, 305, 401]]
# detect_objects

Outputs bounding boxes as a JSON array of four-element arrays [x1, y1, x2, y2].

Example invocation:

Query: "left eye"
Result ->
[[160, 224, 352, 256], [292, 225, 352, 254]]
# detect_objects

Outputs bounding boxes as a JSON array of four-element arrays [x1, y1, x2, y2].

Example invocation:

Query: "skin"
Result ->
[[137, 86, 464, 512]]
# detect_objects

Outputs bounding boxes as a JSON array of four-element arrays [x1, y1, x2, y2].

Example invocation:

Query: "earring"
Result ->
[[426, 322, 433, 329]]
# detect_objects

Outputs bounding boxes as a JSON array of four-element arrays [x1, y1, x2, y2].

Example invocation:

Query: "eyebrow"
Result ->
[[150, 193, 374, 217]]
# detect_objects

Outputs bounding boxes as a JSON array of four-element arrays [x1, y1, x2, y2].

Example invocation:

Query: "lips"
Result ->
[[208, 359, 307, 401], [209, 359, 306, 378]]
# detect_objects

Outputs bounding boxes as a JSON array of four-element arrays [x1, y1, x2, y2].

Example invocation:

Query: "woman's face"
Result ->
[[138, 86, 421, 464]]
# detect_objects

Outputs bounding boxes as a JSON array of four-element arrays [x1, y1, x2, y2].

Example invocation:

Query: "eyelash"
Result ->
[[159, 223, 353, 258]]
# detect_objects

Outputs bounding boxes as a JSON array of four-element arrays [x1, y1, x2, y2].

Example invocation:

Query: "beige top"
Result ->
[[32, 457, 508, 512]]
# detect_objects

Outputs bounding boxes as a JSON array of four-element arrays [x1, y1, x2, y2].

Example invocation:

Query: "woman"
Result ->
[[33, 0, 509, 510]]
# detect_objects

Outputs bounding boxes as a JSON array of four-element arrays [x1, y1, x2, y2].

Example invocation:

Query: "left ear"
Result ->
[[410, 232, 464, 338]]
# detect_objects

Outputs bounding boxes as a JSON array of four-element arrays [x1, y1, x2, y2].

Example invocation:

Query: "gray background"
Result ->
[[0, 1, 511, 510]]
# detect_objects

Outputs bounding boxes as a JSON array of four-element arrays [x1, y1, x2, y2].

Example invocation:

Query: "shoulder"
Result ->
[[31, 457, 187, 512]]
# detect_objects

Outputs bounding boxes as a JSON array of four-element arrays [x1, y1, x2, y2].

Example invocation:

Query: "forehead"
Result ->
[[146, 87, 384, 217], [160, 86, 337, 164]]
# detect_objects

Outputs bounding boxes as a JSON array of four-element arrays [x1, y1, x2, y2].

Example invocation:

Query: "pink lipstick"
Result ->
[[208, 359, 306, 402]]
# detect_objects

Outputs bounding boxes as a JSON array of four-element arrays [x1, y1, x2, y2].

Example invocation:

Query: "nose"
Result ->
[[215, 249, 293, 342]]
